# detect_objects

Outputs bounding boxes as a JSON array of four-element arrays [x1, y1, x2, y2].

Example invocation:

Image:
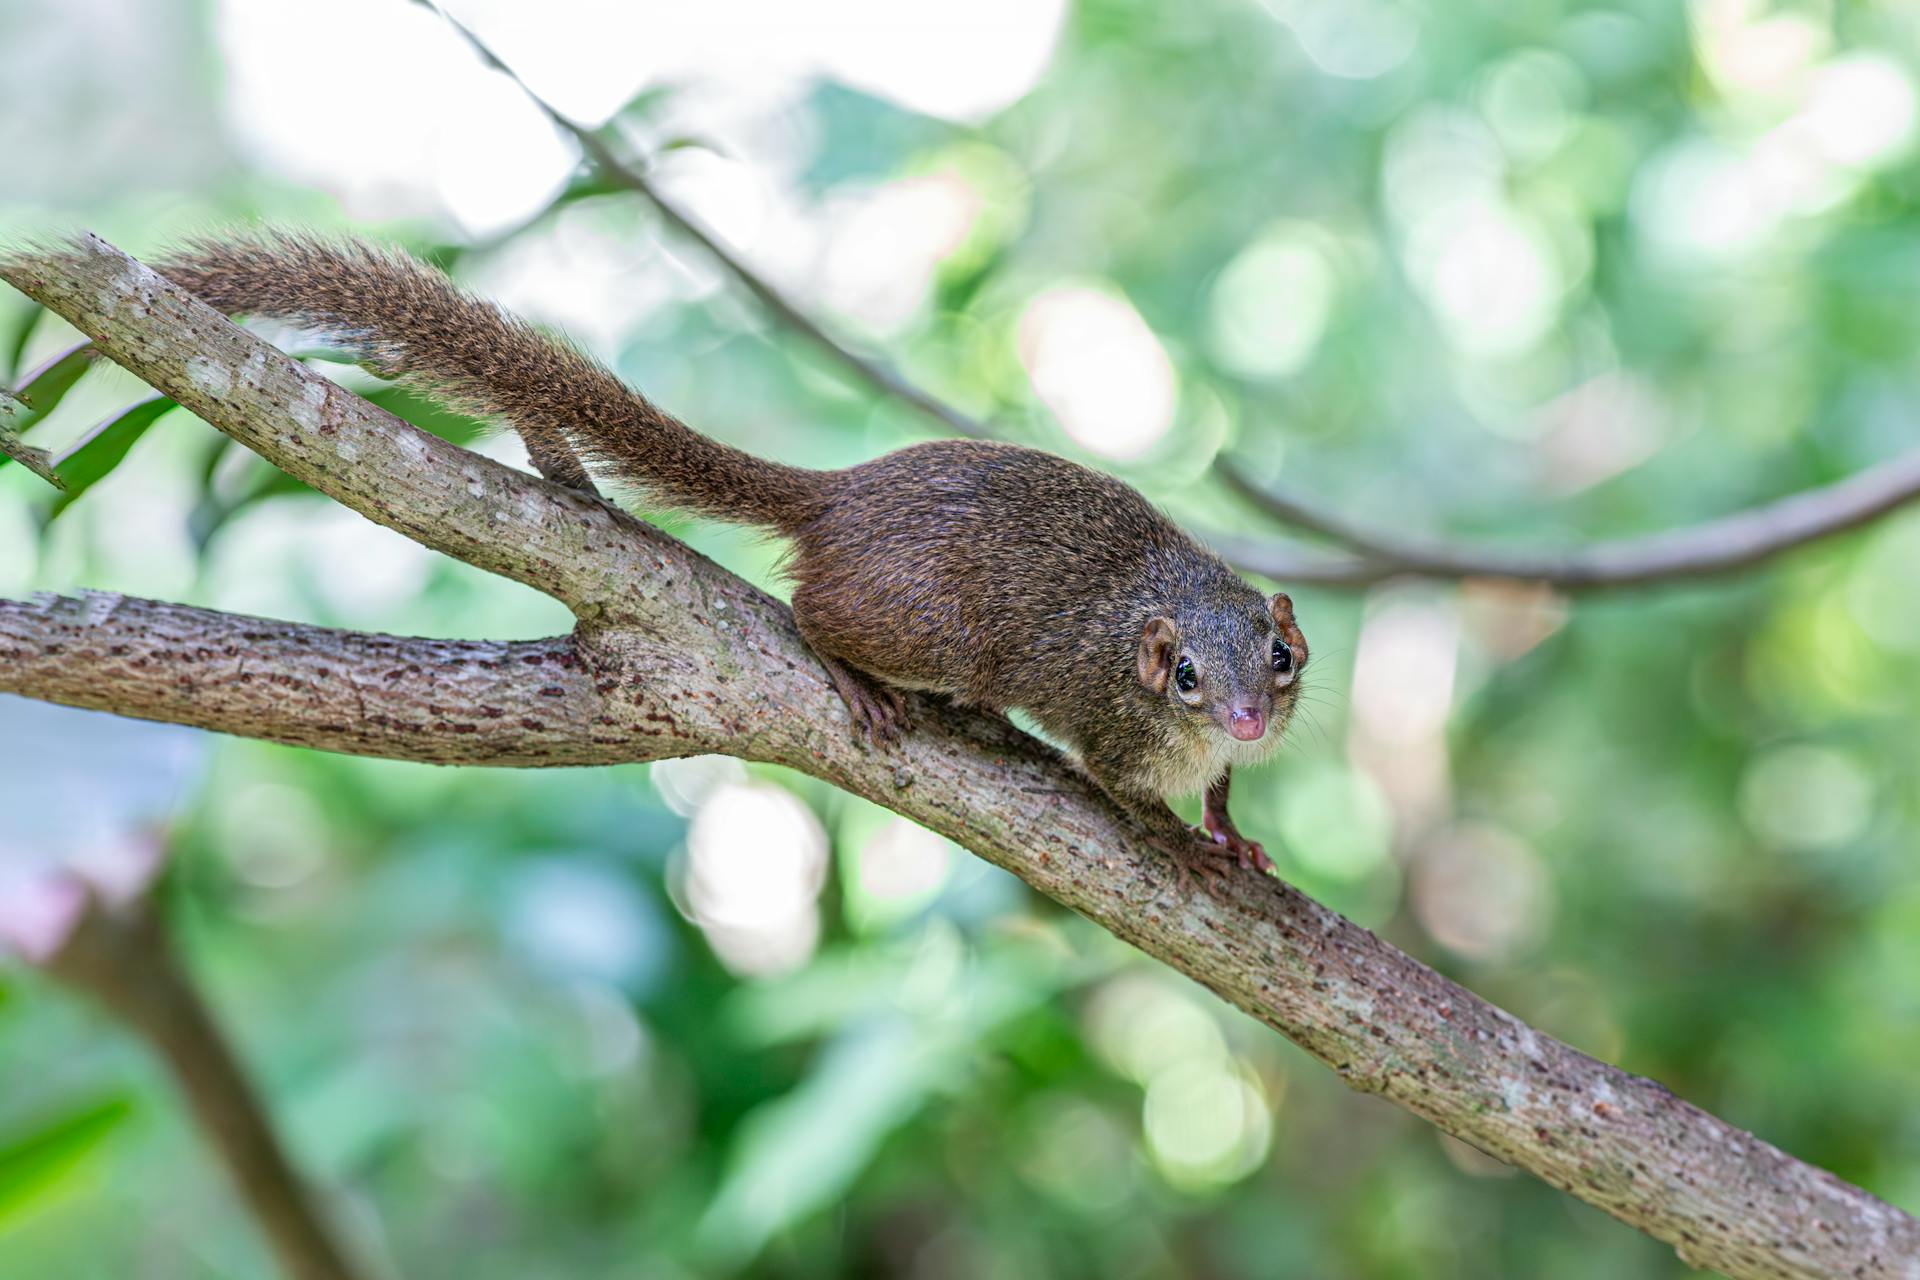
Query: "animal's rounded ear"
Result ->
[[1269, 592, 1309, 669], [1137, 616, 1179, 693]]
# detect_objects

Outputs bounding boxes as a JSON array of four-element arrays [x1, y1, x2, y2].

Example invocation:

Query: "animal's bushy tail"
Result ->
[[160, 233, 824, 532]]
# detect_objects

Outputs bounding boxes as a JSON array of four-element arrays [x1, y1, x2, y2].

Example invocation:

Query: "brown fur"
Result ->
[[160, 234, 1308, 842], [160, 234, 817, 525]]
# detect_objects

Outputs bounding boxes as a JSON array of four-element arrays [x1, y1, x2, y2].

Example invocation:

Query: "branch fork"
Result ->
[[2, 234, 1915, 1280]]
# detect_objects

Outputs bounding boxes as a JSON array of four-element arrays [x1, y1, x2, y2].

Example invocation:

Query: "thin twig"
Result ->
[[425, 3, 1920, 591], [44, 893, 366, 1280], [418, 0, 988, 441]]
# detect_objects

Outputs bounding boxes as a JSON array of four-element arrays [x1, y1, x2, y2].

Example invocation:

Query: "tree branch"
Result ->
[[0, 235, 648, 621], [422, 6, 1920, 594], [0, 592, 610, 766], [416, 0, 992, 444], [3, 238, 1917, 1277], [1217, 455, 1920, 589], [44, 892, 366, 1280]]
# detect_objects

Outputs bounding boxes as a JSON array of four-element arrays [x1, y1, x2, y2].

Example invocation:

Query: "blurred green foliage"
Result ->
[[4, 0, 1920, 1276]]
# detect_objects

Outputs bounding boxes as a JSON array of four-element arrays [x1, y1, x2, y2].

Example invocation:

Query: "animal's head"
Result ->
[[1135, 589, 1308, 755]]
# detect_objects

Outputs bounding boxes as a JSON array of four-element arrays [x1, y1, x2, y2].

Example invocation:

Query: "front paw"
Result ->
[[1167, 828, 1234, 895], [1196, 822, 1274, 874]]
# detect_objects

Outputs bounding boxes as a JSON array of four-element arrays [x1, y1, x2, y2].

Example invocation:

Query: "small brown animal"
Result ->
[[158, 234, 1308, 876]]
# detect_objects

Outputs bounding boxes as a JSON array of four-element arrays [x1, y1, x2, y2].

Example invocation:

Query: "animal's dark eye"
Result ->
[[1271, 638, 1294, 674], [1174, 658, 1198, 692]]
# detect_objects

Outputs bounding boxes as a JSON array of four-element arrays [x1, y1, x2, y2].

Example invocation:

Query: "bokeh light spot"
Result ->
[[685, 781, 828, 976], [1019, 285, 1177, 460], [1411, 823, 1552, 962], [1142, 1060, 1272, 1192], [1740, 745, 1874, 854], [1207, 222, 1337, 380]]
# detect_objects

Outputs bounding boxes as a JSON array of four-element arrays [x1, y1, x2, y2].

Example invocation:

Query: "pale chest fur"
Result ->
[[1133, 715, 1288, 800]]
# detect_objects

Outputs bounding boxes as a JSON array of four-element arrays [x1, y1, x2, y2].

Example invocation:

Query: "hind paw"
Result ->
[[818, 655, 911, 745]]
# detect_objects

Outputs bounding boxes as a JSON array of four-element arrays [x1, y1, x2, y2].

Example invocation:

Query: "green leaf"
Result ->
[[42, 396, 177, 519], [699, 946, 1064, 1266], [657, 134, 727, 158], [188, 454, 319, 552], [2, 341, 99, 477], [2, 304, 41, 382], [364, 384, 486, 445], [552, 171, 631, 205], [193, 431, 233, 488], [616, 82, 678, 126], [10, 340, 95, 415], [934, 243, 1009, 317], [0, 1096, 135, 1226], [697, 1020, 938, 1266]]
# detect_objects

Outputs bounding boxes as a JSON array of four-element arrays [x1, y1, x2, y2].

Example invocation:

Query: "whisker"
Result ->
[[1295, 692, 1348, 716], [1302, 708, 1334, 754]]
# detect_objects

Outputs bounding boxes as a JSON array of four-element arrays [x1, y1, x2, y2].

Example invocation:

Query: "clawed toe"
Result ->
[[1203, 816, 1274, 874], [819, 655, 911, 745], [1225, 833, 1273, 874], [1185, 823, 1276, 879], [858, 682, 911, 743], [862, 690, 909, 743], [846, 684, 904, 743], [878, 684, 910, 734], [1170, 835, 1235, 896]]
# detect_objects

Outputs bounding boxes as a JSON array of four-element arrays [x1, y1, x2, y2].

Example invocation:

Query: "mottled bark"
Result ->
[[0, 235, 640, 620], [0, 593, 603, 766], [4, 235, 1917, 1280]]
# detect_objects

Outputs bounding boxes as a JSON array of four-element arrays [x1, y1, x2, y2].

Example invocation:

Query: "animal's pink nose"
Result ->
[[1227, 706, 1266, 741]]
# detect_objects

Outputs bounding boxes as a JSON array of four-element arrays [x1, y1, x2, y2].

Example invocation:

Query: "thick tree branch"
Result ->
[[45, 893, 366, 1280], [424, 8, 1920, 593], [0, 236, 645, 620], [0, 592, 607, 766], [3, 240, 1916, 1278]]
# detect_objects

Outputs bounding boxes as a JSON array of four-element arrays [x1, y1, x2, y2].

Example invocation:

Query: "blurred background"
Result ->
[[4, 0, 1920, 1275]]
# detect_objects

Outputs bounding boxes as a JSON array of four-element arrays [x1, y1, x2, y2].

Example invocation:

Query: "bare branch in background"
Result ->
[[417, 0, 991, 444], [42, 892, 367, 1280], [1216, 454, 1920, 589], [3, 236, 1917, 1278], [423, 5, 1920, 594]]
